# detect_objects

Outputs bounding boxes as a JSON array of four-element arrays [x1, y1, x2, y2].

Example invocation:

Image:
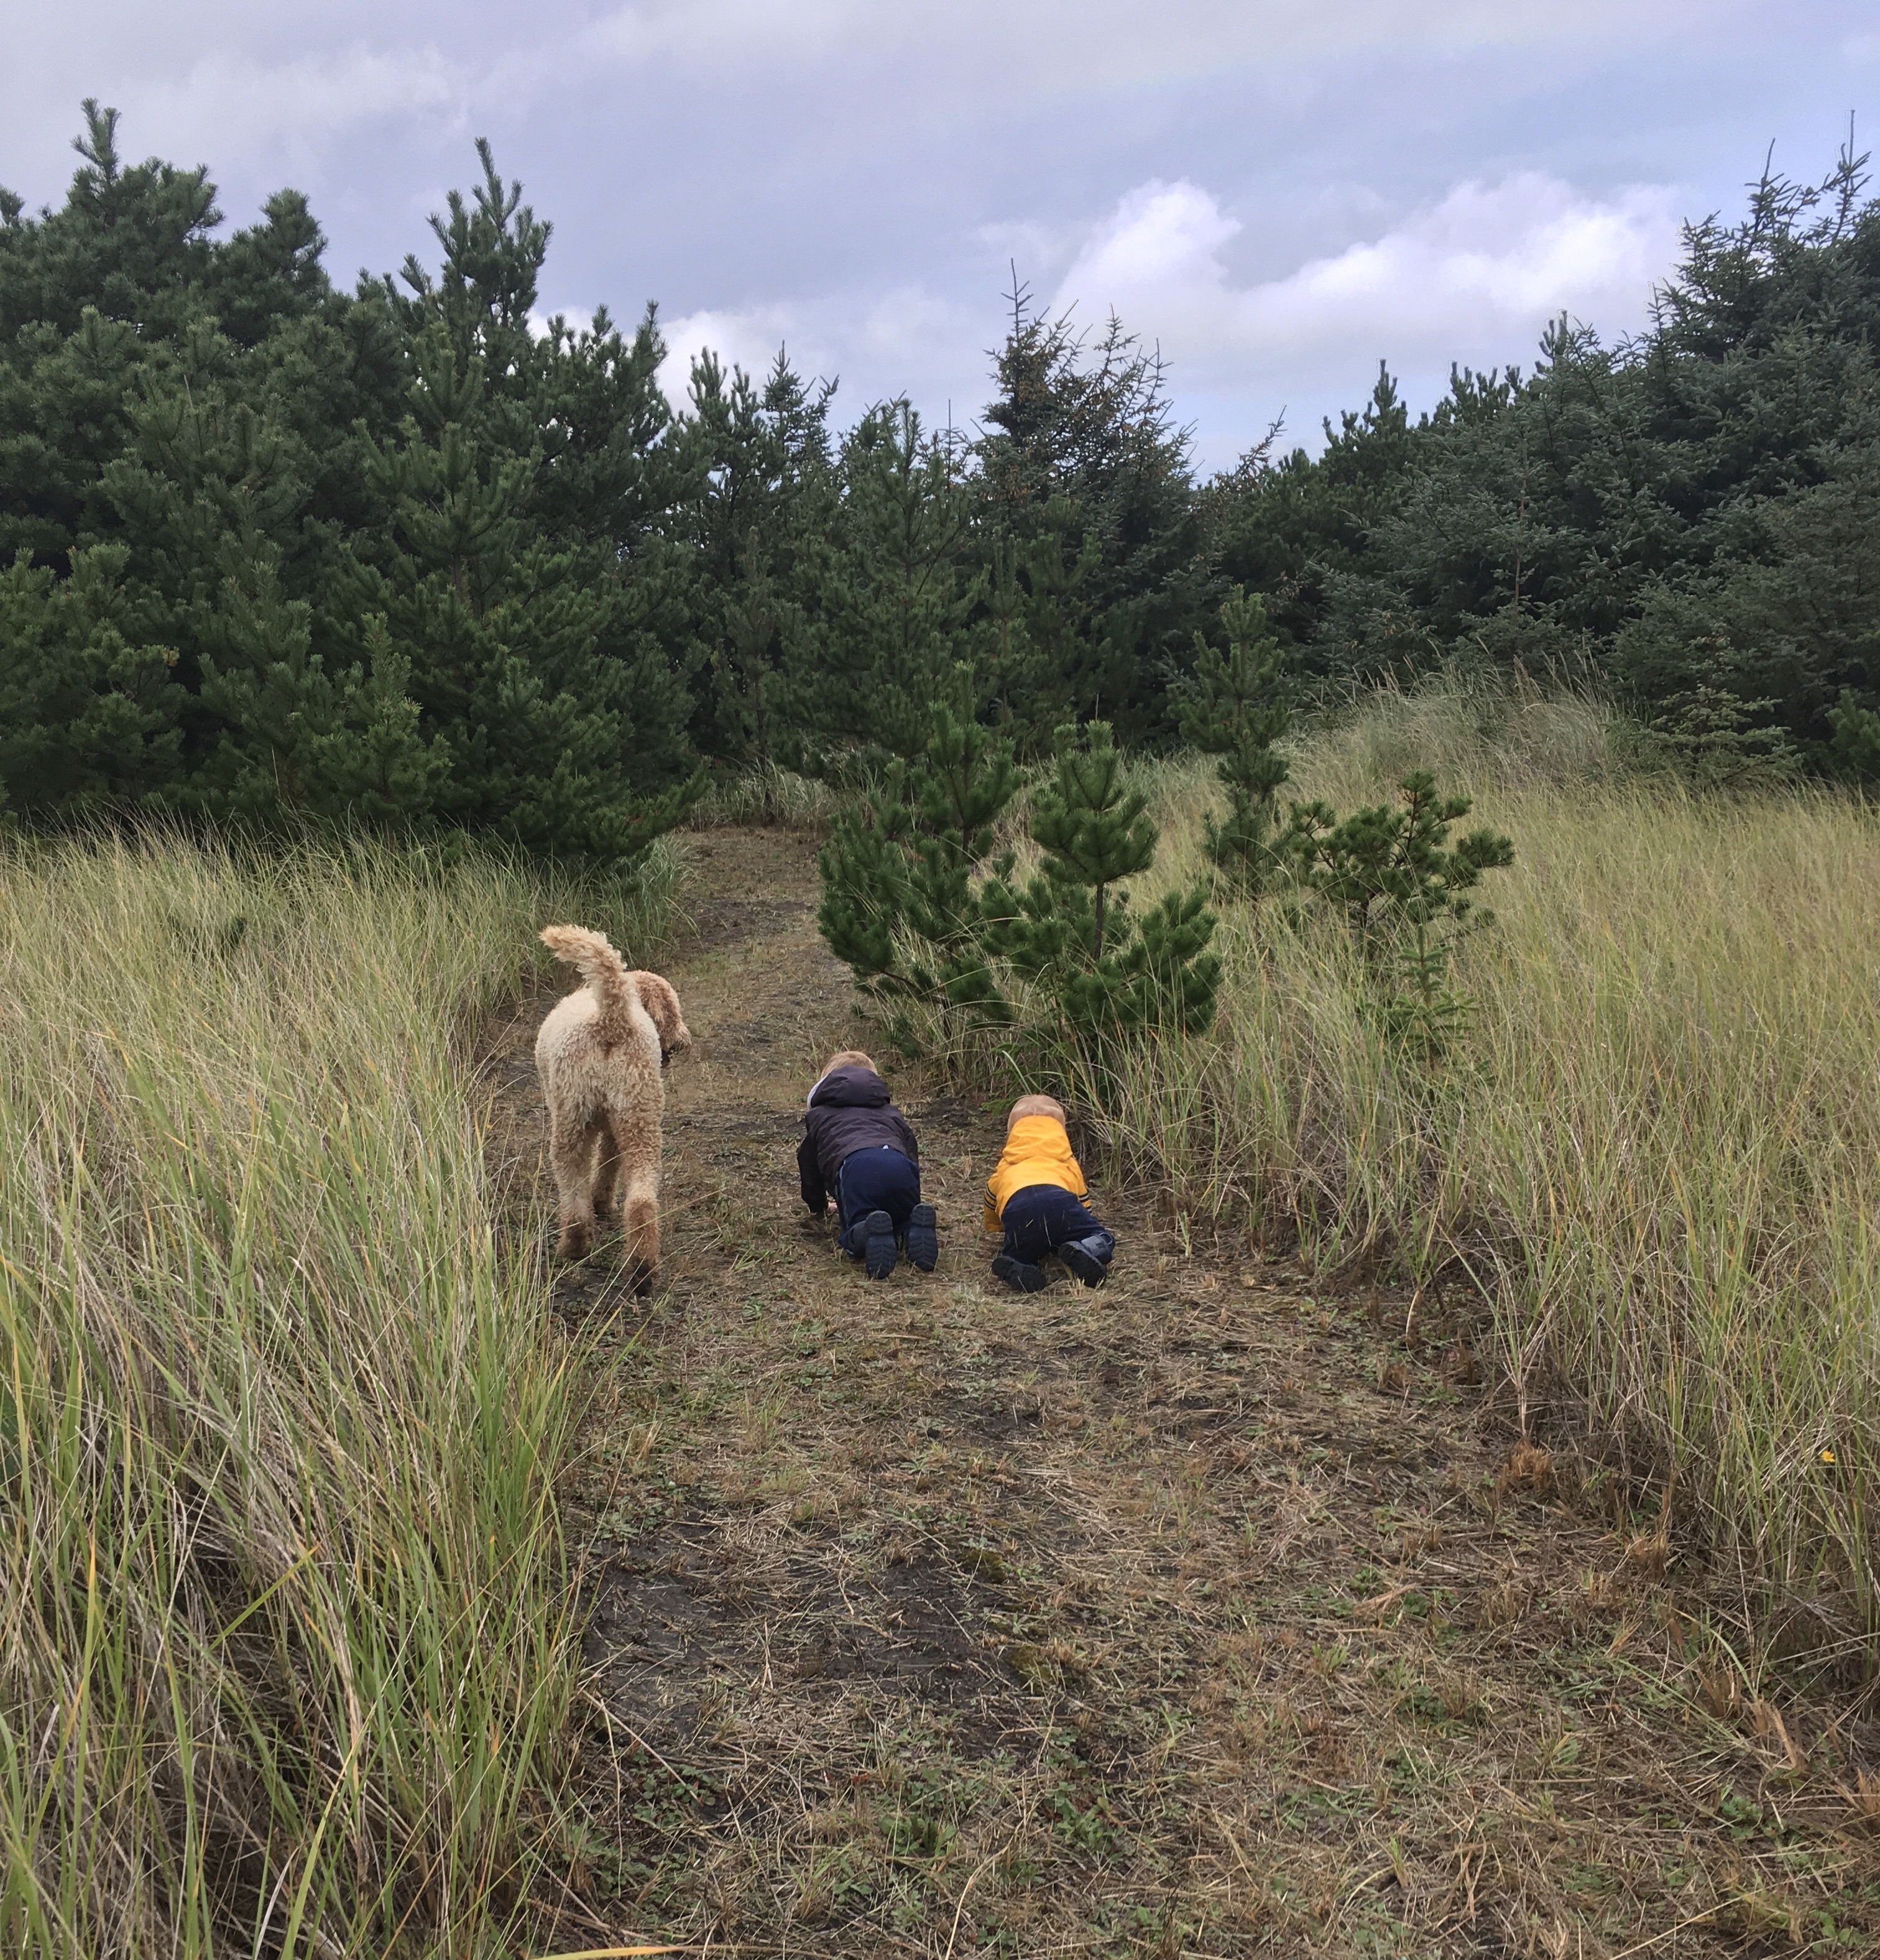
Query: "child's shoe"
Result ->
[[992, 1252, 1049, 1293], [1058, 1237, 1110, 1287], [904, 1203, 939, 1272], [860, 1209, 898, 1280]]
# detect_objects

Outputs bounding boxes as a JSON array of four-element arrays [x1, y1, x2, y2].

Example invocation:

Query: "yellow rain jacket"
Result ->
[[983, 1115, 1089, 1233]]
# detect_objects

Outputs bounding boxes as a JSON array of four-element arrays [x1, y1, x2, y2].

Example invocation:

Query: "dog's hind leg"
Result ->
[[607, 1100, 662, 1294], [621, 1170, 659, 1298], [592, 1124, 622, 1224], [619, 1144, 662, 1293], [550, 1114, 602, 1259]]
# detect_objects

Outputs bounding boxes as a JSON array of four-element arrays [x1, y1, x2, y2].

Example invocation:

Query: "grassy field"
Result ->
[[1079, 677, 1880, 1662], [523, 820, 1880, 1958], [9, 683, 1879, 1956], [0, 830, 672, 1957]]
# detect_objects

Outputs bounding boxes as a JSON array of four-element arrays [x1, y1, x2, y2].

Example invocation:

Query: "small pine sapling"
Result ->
[[1289, 771, 1513, 1055], [1647, 683, 1798, 790], [819, 710, 1219, 1054], [1827, 689, 1880, 782], [1179, 586, 1294, 894], [1030, 719, 1157, 961], [984, 721, 1220, 1040]]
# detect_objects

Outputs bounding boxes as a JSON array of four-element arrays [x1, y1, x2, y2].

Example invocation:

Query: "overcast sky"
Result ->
[[3, 2, 1874, 470]]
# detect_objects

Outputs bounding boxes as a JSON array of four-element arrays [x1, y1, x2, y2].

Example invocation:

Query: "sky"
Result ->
[[2, 2, 1875, 471]]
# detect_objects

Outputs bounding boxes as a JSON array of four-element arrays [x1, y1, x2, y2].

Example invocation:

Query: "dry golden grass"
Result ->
[[689, 762, 837, 832], [0, 828, 673, 1957], [1094, 676, 1880, 1653]]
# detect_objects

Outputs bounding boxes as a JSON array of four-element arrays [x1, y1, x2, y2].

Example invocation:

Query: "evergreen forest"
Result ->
[[4, 104, 1878, 856]]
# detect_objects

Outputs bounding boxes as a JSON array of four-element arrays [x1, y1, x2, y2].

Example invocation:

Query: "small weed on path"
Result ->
[[485, 828, 1880, 1958]]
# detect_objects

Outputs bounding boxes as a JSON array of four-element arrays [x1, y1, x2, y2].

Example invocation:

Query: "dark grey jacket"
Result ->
[[797, 1065, 919, 1212]]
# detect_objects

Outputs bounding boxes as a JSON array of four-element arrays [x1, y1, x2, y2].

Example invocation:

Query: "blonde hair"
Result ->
[[1007, 1093, 1066, 1131], [822, 1049, 877, 1076]]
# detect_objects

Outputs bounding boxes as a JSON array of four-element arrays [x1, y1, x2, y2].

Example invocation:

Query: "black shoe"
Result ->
[[905, 1203, 939, 1272], [992, 1252, 1049, 1294], [860, 1209, 898, 1280], [1058, 1239, 1109, 1287]]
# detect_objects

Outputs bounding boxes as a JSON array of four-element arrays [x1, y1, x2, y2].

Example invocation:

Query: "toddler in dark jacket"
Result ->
[[798, 1051, 939, 1280]]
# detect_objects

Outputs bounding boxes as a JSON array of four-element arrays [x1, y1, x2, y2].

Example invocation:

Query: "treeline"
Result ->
[[1215, 141, 1880, 778], [3, 106, 1876, 858]]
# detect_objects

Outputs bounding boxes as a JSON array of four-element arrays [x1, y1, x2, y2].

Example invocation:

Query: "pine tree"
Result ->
[[982, 721, 1221, 1039], [678, 348, 837, 774], [975, 280, 1207, 739], [0, 543, 183, 812], [785, 402, 982, 772], [816, 670, 1020, 1024], [187, 529, 449, 828], [389, 137, 545, 397], [343, 330, 698, 860], [977, 496, 1108, 753], [1179, 586, 1293, 893], [1026, 719, 1157, 961], [1288, 772, 1514, 1054]]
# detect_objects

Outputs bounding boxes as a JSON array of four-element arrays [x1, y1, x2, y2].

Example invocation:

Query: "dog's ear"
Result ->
[[634, 970, 692, 1058]]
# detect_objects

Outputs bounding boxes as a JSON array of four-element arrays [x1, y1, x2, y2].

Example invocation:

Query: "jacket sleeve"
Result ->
[[798, 1129, 827, 1213], [983, 1181, 1002, 1236], [890, 1109, 919, 1167]]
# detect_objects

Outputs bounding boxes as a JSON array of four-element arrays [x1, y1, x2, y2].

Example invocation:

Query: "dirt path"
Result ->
[[490, 827, 1879, 1959]]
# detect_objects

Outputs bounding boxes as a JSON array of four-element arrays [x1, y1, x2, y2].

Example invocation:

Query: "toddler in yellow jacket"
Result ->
[[982, 1094, 1115, 1292]]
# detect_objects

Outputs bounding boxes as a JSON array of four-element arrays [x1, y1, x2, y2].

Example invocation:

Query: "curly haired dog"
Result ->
[[535, 926, 691, 1285]]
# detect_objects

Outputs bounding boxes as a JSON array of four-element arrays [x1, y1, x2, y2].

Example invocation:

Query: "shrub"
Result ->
[[816, 688, 1219, 1060]]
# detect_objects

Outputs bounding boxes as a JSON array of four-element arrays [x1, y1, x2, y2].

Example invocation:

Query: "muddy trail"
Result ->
[[482, 826, 1880, 1959]]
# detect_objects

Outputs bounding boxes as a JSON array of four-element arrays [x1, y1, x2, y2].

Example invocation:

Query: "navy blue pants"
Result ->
[[836, 1147, 921, 1255], [1001, 1183, 1115, 1268]]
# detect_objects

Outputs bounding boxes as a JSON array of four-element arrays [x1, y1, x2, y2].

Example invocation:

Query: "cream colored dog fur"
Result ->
[[535, 925, 691, 1284]]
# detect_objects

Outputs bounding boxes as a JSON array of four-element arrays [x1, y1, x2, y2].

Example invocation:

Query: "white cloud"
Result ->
[[1054, 173, 1685, 410], [1067, 181, 1242, 297], [527, 305, 596, 341], [655, 304, 808, 409], [653, 285, 978, 417]]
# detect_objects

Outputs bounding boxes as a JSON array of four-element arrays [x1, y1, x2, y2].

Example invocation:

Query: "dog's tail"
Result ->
[[540, 925, 637, 1043]]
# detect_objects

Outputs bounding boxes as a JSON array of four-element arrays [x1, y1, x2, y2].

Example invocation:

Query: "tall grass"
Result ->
[[688, 762, 837, 831], [0, 830, 673, 1956], [912, 673, 1878, 1652], [1100, 678, 1880, 1648]]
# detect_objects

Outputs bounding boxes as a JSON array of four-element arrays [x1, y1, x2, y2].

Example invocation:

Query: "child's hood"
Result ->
[[998, 1114, 1080, 1174], [808, 1063, 891, 1111]]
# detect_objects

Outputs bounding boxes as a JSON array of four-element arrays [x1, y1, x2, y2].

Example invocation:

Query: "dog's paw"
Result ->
[[627, 1260, 657, 1299]]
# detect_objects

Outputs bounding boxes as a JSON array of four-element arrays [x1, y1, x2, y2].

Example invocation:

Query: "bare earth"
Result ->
[[482, 825, 1880, 1959]]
